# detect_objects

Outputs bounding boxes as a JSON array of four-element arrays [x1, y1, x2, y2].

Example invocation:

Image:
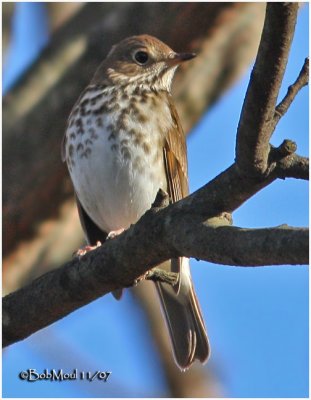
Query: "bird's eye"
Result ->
[[134, 51, 149, 65]]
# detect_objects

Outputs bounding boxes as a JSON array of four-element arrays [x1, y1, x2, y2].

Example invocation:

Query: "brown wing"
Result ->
[[156, 95, 210, 367], [163, 94, 189, 203], [163, 94, 189, 284]]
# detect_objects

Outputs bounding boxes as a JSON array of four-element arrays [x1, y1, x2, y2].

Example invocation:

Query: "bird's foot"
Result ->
[[107, 228, 125, 240], [73, 241, 102, 258], [133, 270, 152, 286]]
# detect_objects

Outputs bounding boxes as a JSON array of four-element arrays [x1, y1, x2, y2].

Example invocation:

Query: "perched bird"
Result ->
[[62, 34, 210, 369]]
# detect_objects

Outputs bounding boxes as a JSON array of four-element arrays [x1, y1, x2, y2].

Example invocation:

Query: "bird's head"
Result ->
[[93, 34, 196, 91]]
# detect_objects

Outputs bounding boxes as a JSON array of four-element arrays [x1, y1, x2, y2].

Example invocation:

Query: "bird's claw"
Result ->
[[73, 241, 102, 258], [107, 228, 125, 240], [133, 271, 151, 286]]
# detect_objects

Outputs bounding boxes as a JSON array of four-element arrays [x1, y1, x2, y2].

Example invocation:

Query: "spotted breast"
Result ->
[[63, 83, 173, 233]]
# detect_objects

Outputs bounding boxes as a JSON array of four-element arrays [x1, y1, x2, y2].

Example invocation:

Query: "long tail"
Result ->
[[155, 258, 210, 370]]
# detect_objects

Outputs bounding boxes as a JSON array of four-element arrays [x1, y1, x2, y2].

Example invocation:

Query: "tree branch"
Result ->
[[236, 3, 299, 176], [274, 57, 309, 125], [270, 142, 309, 180], [3, 187, 308, 348], [276, 154, 309, 180], [180, 148, 308, 225]]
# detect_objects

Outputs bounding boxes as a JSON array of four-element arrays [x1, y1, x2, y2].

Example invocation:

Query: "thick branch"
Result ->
[[236, 3, 298, 175], [3, 185, 308, 348]]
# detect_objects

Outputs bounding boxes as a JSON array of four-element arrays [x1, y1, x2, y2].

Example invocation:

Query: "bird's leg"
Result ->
[[106, 228, 125, 239], [74, 241, 102, 258], [73, 228, 125, 258]]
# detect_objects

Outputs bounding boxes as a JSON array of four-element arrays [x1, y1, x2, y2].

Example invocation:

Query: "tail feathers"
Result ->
[[155, 278, 210, 370]]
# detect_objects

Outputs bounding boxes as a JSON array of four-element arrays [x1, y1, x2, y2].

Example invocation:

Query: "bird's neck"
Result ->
[[92, 67, 175, 94]]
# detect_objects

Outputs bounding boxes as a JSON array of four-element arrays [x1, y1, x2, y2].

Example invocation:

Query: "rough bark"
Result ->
[[236, 2, 299, 176]]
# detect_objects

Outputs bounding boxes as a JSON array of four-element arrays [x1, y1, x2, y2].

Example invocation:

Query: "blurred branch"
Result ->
[[47, 3, 83, 32], [2, 3, 14, 55], [3, 189, 308, 348], [2, 199, 83, 296], [3, 2, 265, 259]]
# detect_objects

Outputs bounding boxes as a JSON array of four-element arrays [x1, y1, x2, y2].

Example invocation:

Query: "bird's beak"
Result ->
[[166, 52, 197, 67]]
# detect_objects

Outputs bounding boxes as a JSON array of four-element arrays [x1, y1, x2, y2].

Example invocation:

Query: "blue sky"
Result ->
[[3, 3, 308, 398]]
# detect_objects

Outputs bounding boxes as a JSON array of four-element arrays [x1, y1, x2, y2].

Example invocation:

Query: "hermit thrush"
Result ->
[[62, 34, 210, 369]]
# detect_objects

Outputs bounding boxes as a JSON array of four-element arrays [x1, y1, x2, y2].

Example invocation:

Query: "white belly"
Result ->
[[68, 116, 167, 233], [65, 85, 174, 233]]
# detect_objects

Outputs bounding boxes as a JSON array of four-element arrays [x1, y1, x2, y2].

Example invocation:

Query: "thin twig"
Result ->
[[146, 268, 178, 285], [274, 57, 309, 126]]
